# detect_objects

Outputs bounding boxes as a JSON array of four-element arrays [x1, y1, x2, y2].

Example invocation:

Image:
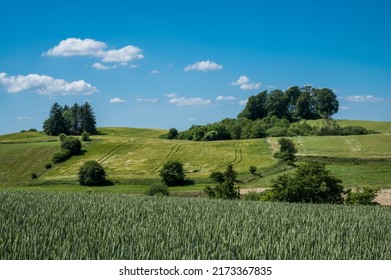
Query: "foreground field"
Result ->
[[1, 192, 390, 260]]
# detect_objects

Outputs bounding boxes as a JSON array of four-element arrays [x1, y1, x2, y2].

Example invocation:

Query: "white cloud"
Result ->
[[231, 75, 250, 86], [169, 97, 211, 106], [151, 70, 160, 74], [0, 72, 96, 95], [45, 38, 106, 57], [136, 97, 158, 103], [232, 75, 261, 91], [92, 62, 117, 70], [240, 83, 261, 90], [45, 38, 143, 67], [340, 106, 349, 110], [238, 99, 248, 106], [216, 95, 236, 101], [110, 97, 126, 103], [345, 95, 384, 103], [165, 93, 177, 98], [17, 116, 33, 120], [184, 60, 223, 72]]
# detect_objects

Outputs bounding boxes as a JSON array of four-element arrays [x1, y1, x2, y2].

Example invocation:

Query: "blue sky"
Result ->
[[1, 0, 391, 134]]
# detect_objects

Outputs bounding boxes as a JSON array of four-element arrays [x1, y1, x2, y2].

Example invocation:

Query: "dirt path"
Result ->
[[240, 188, 391, 206]]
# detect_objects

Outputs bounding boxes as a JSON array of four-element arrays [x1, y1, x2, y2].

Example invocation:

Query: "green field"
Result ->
[[1, 192, 390, 260], [1, 120, 391, 192]]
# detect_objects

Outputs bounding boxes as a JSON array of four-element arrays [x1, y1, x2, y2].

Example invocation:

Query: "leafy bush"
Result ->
[[61, 137, 81, 156], [59, 133, 67, 142], [31, 173, 38, 179], [81, 131, 91, 141], [249, 166, 257, 175], [145, 185, 170, 196], [45, 163, 52, 169], [274, 138, 297, 163], [242, 191, 262, 201], [269, 162, 344, 204], [204, 164, 240, 199], [159, 161, 185, 186], [167, 128, 178, 140], [78, 160, 107, 186], [345, 186, 379, 205], [28, 128, 37, 132], [52, 149, 71, 163]]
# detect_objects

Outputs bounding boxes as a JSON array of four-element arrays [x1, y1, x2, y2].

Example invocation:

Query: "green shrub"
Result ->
[[52, 149, 71, 163], [78, 160, 107, 186], [210, 171, 224, 183], [274, 138, 297, 163], [159, 161, 185, 186], [61, 137, 81, 156], [167, 128, 178, 140], [249, 166, 257, 175], [204, 164, 240, 199], [145, 185, 170, 196], [45, 163, 52, 169], [345, 186, 379, 205], [81, 131, 91, 141], [269, 162, 344, 204], [59, 133, 67, 142], [242, 191, 262, 201], [31, 173, 38, 179]]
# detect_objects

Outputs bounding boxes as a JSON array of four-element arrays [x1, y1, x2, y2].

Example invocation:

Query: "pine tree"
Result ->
[[43, 102, 67, 136]]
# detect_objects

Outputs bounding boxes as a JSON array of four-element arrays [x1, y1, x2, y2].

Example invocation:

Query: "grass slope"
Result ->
[[1, 121, 391, 192]]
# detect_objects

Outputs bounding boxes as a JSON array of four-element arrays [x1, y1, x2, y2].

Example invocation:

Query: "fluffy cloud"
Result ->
[[0, 72, 96, 95], [231, 75, 250, 86], [184, 60, 223, 72], [216, 95, 236, 101], [238, 99, 248, 106], [240, 83, 261, 90], [92, 62, 117, 70], [110, 97, 126, 103], [232, 75, 261, 91], [151, 70, 160, 74], [45, 38, 143, 66], [345, 95, 384, 103], [169, 97, 211, 106], [136, 97, 158, 103], [165, 93, 177, 98]]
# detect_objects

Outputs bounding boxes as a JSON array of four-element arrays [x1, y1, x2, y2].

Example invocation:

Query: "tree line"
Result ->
[[174, 85, 371, 141], [43, 102, 97, 136]]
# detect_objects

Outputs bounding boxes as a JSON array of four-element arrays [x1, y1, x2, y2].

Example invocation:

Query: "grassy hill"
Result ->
[[1, 120, 391, 194]]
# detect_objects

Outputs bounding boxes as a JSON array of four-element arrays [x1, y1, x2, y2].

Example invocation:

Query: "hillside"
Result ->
[[1, 120, 391, 199]]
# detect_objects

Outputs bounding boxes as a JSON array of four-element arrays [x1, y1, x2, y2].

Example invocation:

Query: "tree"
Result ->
[[238, 91, 268, 120], [159, 161, 185, 186], [266, 89, 289, 119], [285, 86, 302, 118], [61, 137, 82, 156], [79, 102, 97, 135], [43, 102, 67, 136], [78, 160, 107, 186], [274, 138, 297, 163], [167, 128, 179, 139], [204, 164, 240, 199], [313, 88, 339, 119], [295, 91, 317, 119], [269, 162, 344, 204]]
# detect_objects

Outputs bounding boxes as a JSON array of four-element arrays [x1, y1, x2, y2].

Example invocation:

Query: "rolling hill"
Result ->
[[1, 120, 391, 197]]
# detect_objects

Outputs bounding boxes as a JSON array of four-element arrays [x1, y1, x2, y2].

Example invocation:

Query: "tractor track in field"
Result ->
[[98, 140, 132, 164], [151, 143, 182, 173], [213, 141, 242, 171]]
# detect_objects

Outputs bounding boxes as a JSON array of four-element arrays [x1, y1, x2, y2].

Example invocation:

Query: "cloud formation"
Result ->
[[238, 99, 248, 106], [45, 38, 143, 67], [345, 95, 384, 103], [216, 95, 236, 101], [184, 60, 223, 72], [136, 97, 158, 103], [0, 72, 96, 95], [151, 70, 160, 74], [110, 97, 126, 103], [92, 62, 117, 70], [168, 96, 211, 106], [232, 75, 261, 90]]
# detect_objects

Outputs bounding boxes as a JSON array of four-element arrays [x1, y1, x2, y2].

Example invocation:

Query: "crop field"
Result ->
[[1, 191, 390, 260]]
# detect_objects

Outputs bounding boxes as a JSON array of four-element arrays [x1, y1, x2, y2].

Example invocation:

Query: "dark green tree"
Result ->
[[43, 102, 67, 136], [238, 91, 268, 120], [159, 161, 185, 186], [61, 137, 82, 156], [79, 102, 97, 135], [78, 160, 107, 186], [167, 128, 179, 139], [204, 164, 240, 199], [313, 88, 339, 119], [274, 138, 297, 163], [269, 162, 344, 204], [285, 86, 302, 118], [295, 91, 316, 119], [266, 89, 289, 119]]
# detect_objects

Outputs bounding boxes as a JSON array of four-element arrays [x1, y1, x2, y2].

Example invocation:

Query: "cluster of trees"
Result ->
[[43, 102, 97, 136], [174, 85, 371, 141], [239, 85, 339, 121], [176, 117, 369, 141]]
